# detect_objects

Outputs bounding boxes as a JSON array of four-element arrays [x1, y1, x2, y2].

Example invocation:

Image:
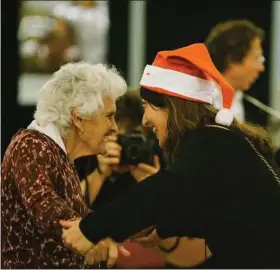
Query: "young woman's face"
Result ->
[[141, 99, 168, 148]]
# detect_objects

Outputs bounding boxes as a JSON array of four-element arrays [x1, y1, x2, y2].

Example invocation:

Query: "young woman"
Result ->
[[61, 43, 280, 268]]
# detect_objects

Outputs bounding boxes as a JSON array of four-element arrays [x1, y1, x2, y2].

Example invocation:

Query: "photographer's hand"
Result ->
[[97, 135, 122, 178], [130, 155, 160, 182], [83, 136, 122, 205]]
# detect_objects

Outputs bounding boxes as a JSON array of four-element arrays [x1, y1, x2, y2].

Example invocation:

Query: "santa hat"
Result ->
[[139, 43, 235, 126]]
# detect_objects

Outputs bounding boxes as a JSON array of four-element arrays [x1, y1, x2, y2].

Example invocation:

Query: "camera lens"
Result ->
[[127, 144, 141, 159]]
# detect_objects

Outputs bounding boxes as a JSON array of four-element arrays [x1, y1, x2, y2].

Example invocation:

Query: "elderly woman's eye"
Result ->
[[107, 113, 114, 119]]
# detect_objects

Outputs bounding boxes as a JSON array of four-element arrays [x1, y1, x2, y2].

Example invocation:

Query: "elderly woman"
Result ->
[[1, 62, 126, 268], [61, 44, 280, 269]]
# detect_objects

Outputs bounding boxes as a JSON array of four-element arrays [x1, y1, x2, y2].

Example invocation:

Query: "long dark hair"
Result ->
[[141, 87, 273, 165], [162, 95, 273, 164]]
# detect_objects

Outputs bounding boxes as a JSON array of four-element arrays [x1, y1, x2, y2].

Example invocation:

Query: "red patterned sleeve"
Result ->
[[12, 136, 80, 237]]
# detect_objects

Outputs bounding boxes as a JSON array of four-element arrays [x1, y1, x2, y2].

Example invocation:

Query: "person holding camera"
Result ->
[[77, 90, 161, 209]]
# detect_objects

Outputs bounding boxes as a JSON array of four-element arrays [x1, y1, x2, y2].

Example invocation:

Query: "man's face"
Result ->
[[227, 37, 265, 91]]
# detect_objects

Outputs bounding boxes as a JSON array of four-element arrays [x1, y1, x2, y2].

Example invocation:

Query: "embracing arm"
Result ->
[[79, 170, 171, 244]]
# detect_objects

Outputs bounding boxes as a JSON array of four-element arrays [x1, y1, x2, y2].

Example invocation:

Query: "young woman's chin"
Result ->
[[158, 134, 167, 149]]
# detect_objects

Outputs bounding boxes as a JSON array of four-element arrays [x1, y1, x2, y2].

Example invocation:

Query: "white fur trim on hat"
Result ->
[[140, 65, 218, 104], [215, 108, 234, 126]]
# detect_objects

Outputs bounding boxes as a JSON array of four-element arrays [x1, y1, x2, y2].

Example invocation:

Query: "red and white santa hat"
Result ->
[[140, 43, 235, 126]]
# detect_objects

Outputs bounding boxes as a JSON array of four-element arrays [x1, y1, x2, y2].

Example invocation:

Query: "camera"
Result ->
[[118, 133, 155, 165]]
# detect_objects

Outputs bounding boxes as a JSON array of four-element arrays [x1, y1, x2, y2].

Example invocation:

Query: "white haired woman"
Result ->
[[1, 62, 127, 268]]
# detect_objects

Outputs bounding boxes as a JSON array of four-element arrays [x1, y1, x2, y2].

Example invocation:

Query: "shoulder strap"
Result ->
[[205, 124, 229, 131], [206, 125, 280, 185], [245, 137, 280, 185]]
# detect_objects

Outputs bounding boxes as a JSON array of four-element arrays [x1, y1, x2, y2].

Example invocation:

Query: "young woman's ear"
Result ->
[[71, 109, 84, 135]]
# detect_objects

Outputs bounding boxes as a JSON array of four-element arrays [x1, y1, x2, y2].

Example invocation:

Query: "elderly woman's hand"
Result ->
[[60, 219, 130, 267], [59, 219, 94, 256], [85, 238, 131, 268]]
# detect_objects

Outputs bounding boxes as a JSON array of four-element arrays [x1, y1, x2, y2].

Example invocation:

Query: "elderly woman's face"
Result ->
[[80, 96, 118, 155]]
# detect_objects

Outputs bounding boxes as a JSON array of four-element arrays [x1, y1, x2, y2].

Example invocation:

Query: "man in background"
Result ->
[[205, 19, 265, 122]]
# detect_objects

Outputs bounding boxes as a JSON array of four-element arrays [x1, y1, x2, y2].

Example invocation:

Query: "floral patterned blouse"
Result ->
[[1, 129, 91, 269]]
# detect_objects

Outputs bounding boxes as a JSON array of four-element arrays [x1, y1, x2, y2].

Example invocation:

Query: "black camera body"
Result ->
[[118, 133, 155, 165]]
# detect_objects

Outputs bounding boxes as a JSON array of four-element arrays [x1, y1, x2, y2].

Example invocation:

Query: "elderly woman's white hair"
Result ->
[[34, 62, 127, 137]]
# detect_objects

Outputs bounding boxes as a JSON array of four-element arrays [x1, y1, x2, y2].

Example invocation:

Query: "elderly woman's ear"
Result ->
[[71, 109, 84, 135]]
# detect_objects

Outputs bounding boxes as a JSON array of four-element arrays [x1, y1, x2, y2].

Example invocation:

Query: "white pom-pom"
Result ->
[[215, 108, 234, 126]]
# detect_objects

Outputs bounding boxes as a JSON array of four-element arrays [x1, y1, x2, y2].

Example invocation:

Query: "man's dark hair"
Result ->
[[116, 90, 144, 132], [205, 20, 265, 73]]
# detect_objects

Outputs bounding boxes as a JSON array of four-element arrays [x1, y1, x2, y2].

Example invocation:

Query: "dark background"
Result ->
[[1, 0, 272, 157]]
